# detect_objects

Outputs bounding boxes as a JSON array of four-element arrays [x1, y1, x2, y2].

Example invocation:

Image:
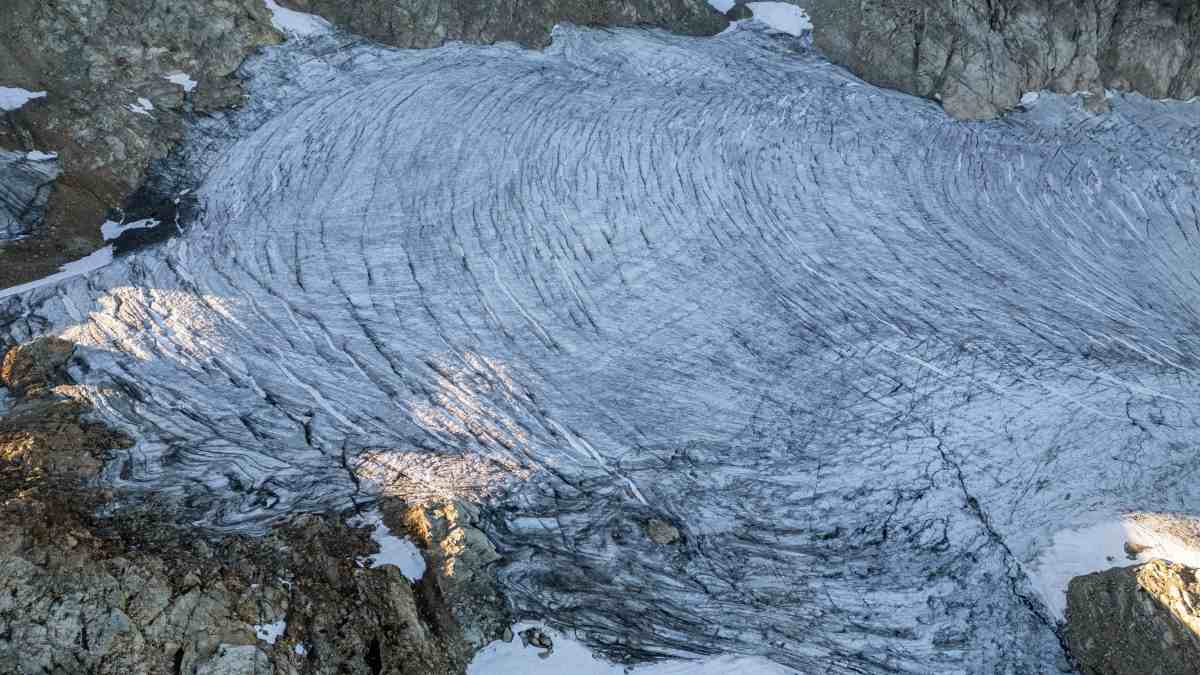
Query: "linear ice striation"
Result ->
[[2, 24, 1199, 673]]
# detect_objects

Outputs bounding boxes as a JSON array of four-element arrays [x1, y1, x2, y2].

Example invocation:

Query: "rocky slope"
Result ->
[[0, 0, 283, 289], [793, 0, 1200, 118], [0, 338, 511, 675], [1066, 558, 1200, 675], [279, 0, 727, 48]]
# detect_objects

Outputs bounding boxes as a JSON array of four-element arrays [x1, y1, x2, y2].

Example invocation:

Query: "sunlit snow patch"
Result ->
[[164, 72, 198, 92], [469, 622, 798, 674], [255, 619, 287, 644], [354, 511, 427, 580], [1028, 515, 1200, 620], [25, 151, 57, 161], [705, 0, 736, 12], [101, 217, 160, 241], [263, 0, 332, 36], [0, 245, 114, 300], [746, 2, 812, 36], [0, 86, 46, 111]]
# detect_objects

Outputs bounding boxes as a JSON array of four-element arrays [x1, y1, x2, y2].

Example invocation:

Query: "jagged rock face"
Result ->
[[1066, 559, 1200, 675], [0, 0, 282, 288], [797, 0, 1200, 119], [0, 150, 59, 241], [279, 0, 727, 48], [0, 337, 509, 675]]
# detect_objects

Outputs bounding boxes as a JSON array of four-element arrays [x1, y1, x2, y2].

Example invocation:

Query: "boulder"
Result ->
[[1065, 559, 1200, 675]]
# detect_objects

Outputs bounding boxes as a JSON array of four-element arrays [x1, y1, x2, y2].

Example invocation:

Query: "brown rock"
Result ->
[[1, 337, 75, 397], [1065, 559, 1200, 675], [645, 517, 681, 545]]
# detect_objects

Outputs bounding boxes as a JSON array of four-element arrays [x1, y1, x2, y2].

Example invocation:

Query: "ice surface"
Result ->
[[0, 86, 46, 111], [263, 0, 331, 36], [746, 2, 811, 35], [25, 151, 57, 161], [0, 245, 113, 300], [2, 25, 1200, 673], [165, 72, 199, 92], [254, 619, 287, 644], [469, 622, 797, 674], [101, 217, 160, 242], [128, 97, 154, 116]]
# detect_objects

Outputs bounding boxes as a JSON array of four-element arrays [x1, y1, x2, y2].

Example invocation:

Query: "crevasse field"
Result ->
[[3, 21, 1200, 673]]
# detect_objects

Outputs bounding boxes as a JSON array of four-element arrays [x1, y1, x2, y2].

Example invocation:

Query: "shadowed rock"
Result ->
[[795, 0, 1200, 119]]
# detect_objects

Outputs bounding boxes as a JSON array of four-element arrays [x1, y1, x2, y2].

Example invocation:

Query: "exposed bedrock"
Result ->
[[1066, 559, 1200, 675], [277, 0, 727, 48], [0, 0, 283, 288], [791, 0, 1200, 118], [0, 338, 510, 675]]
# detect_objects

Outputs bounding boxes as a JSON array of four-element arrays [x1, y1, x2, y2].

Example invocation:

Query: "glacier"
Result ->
[[2, 23, 1200, 673]]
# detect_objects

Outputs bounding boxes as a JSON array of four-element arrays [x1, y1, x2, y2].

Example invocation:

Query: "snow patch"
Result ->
[[1028, 516, 1200, 620], [164, 72, 198, 92], [24, 151, 57, 161], [706, 0, 736, 13], [128, 97, 154, 116], [746, 2, 812, 36], [263, 0, 332, 36], [0, 86, 46, 111], [0, 245, 114, 300], [101, 217, 160, 242], [254, 619, 287, 645], [294, 643, 307, 656], [469, 622, 797, 674], [1020, 91, 1040, 106], [354, 511, 426, 580]]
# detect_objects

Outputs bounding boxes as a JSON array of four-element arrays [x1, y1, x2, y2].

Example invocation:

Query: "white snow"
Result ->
[[746, 3, 812, 36], [254, 619, 287, 645], [355, 511, 427, 580], [1028, 516, 1200, 620], [128, 97, 154, 116], [263, 0, 332, 36], [1020, 91, 1040, 106], [0, 245, 114, 300], [294, 643, 307, 656], [0, 86, 46, 111], [705, 0, 736, 13], [164, 72, 198, 93], [101, 217, 160, 242], [468, 623, 797, 675], [25, 150, 57, 161]]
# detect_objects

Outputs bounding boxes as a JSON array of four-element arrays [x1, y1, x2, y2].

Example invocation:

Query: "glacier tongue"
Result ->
[[3, 24, 1200, 672]]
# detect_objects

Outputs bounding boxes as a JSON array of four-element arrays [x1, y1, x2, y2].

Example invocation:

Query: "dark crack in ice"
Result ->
[[2, 24, 1200, 673]]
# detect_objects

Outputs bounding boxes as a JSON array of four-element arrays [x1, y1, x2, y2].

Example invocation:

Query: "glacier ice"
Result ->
[[2, 24, 1199, 673]]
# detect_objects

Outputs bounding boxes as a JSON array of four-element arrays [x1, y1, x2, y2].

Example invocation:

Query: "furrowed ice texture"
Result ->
[[2, 24, 1200, 673]]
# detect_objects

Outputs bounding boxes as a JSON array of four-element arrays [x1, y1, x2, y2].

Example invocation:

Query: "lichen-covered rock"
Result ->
[[1, 336, 76, 396], [278, 0, 727, 49], [795, 0, 1200, 119], [1065, 559, 1200, 675]]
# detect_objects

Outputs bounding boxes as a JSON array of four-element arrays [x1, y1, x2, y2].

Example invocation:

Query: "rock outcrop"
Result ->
[[1065, 559, 1200, 675], [0, 337, 512, 674], [0, 150, 59, 241], [792, 0, 1200, 119], [0, 0, 282, 288], [278, 0, 727, 49]]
